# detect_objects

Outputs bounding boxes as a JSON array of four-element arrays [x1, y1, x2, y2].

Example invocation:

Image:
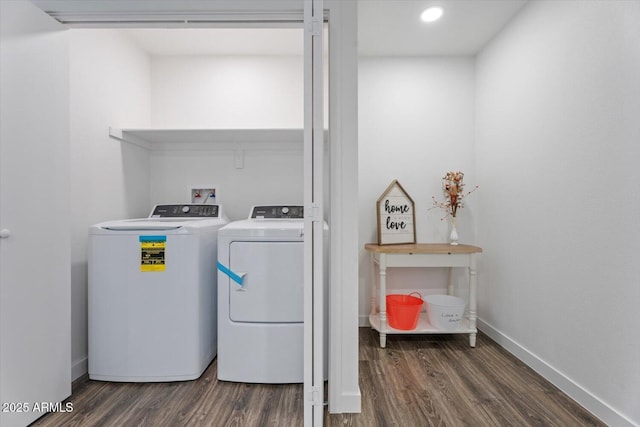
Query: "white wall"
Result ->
[[476, 1, 640, 425], [151, 55, 304, 129], [150, 149, 303, 221], [148, 55, 306, 220], [70, 29, 151, 379], [358, 57, 477, 323]]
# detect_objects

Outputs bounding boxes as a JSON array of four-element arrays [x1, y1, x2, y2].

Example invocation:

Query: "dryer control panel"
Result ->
[[149, 204, 220, 218], [250, 205, 303, 219]]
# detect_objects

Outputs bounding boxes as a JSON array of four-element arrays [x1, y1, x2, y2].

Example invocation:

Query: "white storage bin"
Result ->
[[425, 294, 466, 330]]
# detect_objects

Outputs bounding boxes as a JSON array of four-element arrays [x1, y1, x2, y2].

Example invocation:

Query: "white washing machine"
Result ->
[[88, 204, 228, 382], [217, 205, 327, 384]]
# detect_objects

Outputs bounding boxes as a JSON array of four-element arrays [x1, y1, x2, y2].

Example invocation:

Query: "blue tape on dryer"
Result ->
[[217, 261, 245, 286]]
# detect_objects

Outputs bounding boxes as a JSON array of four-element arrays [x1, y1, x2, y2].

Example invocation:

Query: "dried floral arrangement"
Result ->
[[430, 171, 478, 219]]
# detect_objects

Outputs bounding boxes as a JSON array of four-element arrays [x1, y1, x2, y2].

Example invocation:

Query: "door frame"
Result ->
[[303, 0, 324, 424]]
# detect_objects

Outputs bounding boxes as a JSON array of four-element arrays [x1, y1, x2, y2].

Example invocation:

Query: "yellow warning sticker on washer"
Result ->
[[140, 236, 166, 272]]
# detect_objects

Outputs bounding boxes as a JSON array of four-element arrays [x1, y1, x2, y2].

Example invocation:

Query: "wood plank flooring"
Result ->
[[32, 329, 604, 426]]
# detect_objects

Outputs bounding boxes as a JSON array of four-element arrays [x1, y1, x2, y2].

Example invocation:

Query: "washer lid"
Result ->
[[101, 221, 183, 231], [90, 217, 228, 235]]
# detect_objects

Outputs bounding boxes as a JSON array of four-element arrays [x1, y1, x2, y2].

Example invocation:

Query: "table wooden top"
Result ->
[[364, 243, 482, 254]]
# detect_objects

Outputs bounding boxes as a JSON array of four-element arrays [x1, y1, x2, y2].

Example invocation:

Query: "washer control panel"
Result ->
[[150, 204, 220, 218], [250, 205, 303, 219]]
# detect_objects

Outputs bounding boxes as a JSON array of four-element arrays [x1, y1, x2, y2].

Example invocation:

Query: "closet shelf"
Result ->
[[109, 127, 304, 151]]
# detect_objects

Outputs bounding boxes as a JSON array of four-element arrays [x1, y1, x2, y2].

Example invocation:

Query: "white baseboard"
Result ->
[[71, 357, 87, 382], [477, 318, 637, 427], [329, 390, 362, 414], [359, 314, 370, 327]]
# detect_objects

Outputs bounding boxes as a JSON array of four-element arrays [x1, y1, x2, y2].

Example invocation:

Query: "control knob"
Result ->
[[281, 207, 290, 215], [182, 205, 190, 213]]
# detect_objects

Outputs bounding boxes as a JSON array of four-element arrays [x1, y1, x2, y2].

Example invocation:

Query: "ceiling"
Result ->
[[30, 0, 528, 56], [359, 0, 528, 56]]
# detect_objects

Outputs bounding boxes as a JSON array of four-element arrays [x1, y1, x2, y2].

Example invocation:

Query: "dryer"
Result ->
[[88, 204, 228, 382], [217, 205, 327, 383]]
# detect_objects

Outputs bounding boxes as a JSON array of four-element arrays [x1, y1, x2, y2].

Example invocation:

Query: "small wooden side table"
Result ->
[[364, 243, 483, 348]]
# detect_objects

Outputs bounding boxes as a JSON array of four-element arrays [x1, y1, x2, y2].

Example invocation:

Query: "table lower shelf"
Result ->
[[369, 313, 476, 335]]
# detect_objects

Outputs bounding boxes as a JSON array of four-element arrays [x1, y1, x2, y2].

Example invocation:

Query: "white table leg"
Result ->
[[447, 266, 454, 295], [370, 252, 376, 321], [379, 253, 387, 348], [468, 253, 478, 347]]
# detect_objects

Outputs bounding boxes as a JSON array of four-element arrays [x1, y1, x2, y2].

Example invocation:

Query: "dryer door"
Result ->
[[229, 241, 303, 323]]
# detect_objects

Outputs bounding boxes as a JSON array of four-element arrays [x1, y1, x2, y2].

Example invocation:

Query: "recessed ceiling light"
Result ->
[[420, 6, 443, 23]]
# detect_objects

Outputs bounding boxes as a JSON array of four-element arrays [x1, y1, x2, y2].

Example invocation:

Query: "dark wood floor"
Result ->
[[32, 328, 604, 426]]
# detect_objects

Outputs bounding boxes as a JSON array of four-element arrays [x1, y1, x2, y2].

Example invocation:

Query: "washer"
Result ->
[[217, 205, 327, 384], [88, 204, 228, 382]]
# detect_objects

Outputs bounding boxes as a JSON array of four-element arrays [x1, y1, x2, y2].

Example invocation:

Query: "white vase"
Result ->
[[449, 216, 459, 245]]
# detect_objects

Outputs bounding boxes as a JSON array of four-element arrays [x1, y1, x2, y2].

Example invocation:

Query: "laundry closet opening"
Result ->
[[67, 21, 329, 421]]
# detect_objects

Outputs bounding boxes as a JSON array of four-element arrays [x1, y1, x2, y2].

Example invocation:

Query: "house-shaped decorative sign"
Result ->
[[376, 180, 416, 245]]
